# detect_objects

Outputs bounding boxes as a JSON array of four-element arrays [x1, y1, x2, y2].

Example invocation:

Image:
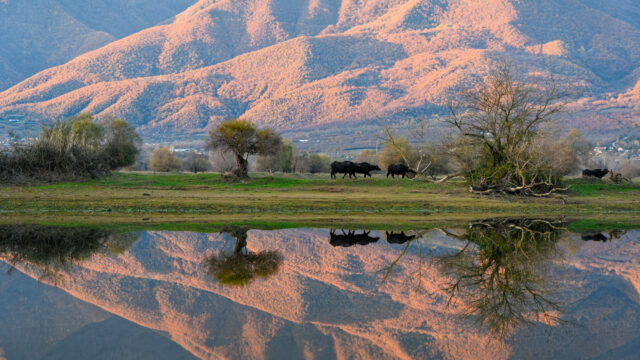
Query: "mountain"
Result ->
[[0, 0, 197, 90], [1, 0, 639, 140]]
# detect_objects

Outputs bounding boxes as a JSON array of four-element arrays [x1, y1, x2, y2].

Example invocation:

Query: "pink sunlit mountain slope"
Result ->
[[1, 0, 639, 138], [0, 0, 198, 91]]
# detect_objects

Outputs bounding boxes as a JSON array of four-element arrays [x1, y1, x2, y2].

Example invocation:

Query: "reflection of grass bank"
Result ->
[[2, 214, 640, 234], [1, 172, 639, 229]]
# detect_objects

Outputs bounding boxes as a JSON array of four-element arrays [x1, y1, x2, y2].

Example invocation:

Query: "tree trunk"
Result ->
[[233, 238, 247, 254], [233, 153, 249, 178]]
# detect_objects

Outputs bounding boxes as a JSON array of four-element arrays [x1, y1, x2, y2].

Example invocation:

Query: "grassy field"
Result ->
[[1, 172, 639, 230]]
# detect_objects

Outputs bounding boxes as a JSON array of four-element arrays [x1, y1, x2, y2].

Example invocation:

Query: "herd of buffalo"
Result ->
[[330, 161, 417, 179], [331, 161, 619, 182], [329, 230, 416, 247]]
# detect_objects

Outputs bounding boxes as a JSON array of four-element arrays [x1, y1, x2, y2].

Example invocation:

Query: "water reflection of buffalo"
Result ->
[[385, 231, 417, 244], [329, 230, 379, 247], [581, 230, 626, 242], [581, 233, 608, 242]]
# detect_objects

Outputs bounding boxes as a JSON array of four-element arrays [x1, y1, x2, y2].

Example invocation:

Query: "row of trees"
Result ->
[[255, 140, 330, 174], [146, 143, 332, 175], [145, 119, 331, 176], [0, 114, 140, 182]]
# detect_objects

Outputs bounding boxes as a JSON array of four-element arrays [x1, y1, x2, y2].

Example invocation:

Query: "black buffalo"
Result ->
[[354, 162, 381, 178], [386, 164, 416, 179], [582, 168, 609, 178], [385, 231, 417, 244], [331, 161, 356, 179], [329, 230, 379, 247]]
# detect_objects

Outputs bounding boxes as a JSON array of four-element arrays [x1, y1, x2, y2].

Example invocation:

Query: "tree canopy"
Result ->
[[206, 119, 281, 178]]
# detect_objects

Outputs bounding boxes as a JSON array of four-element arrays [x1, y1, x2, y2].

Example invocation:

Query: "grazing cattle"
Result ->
[[582, 168, 609, 178], [330, 161, 357, 179], [581, 233, 608, 242], [385, 231, 416, 244], [355, 162, 381, 178], [329, 230, 379, 247], [386, 164, 416, 179]]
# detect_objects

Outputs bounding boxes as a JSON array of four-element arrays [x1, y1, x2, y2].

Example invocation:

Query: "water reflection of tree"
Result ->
[[205, 226, 282, 287], [437, 218, 566, 338], [0, 225, 139, 284], [377, 230, 430, 292]]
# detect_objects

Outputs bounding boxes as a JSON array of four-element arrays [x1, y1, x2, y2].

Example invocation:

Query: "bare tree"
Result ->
[[209, 150, 236, 175], [182, 151, 211, 173], [446, 61, 569, 196], [379, 117, 433, 179]]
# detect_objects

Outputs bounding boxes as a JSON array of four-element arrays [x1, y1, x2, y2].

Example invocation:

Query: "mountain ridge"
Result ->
[[0, 0, 197, 90], [1, 0, 639, 139]]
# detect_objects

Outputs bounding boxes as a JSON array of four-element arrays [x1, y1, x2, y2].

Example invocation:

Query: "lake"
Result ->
[[0, 220, 639, 359]]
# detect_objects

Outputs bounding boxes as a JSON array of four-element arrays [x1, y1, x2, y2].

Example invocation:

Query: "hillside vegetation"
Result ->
[[1, 0, 639, 137]]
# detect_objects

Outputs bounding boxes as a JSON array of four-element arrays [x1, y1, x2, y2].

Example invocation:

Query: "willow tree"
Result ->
[[447, 62, 568, 196], [205, 119, 281, 178]]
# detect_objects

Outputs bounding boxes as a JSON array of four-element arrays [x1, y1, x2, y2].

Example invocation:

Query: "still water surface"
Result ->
[[1, 220, 639, 359]]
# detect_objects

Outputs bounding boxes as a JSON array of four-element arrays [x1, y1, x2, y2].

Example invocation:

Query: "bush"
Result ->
[[0, 114, 140, 183], [182, 151, 211, 173], [149, 147, 182, 172], [255, 140, 295, 174], [379, 137, 417, 170], [355, 150, 379, 164]]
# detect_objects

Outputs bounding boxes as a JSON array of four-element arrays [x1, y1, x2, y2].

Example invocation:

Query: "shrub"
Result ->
[[148, 147, 182, 172], [0, 114, 140, 183]]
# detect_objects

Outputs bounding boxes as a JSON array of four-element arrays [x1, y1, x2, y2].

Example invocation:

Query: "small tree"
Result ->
[[308, 153, 330, 173], [255, 140, 298, 175], [102, 116, 141, 169], [182, 151, 211, 173], [566, 128, 593, 167], [379, 117, 435, 178], [149, 147, 182, 172], [205, 119, 281, 178]]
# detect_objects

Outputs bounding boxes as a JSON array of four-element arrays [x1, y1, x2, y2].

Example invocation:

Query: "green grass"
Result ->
[[566, 179, 640, 196], [2, 172, 640, 229]]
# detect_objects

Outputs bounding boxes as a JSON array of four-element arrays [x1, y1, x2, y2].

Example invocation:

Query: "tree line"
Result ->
[[146, 119, 331, 176]]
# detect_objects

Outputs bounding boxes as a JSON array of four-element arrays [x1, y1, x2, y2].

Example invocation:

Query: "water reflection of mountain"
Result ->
[[3, 226, 640, 359], [0, 226, 196, 359]]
